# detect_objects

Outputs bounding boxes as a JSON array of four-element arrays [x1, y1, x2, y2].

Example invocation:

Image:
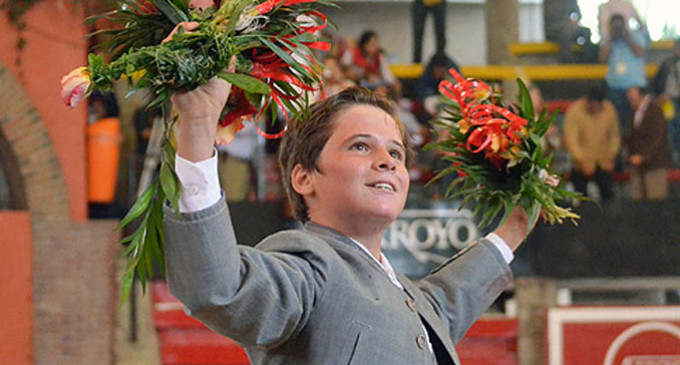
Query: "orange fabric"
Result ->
[[87, 118, 123, 203]]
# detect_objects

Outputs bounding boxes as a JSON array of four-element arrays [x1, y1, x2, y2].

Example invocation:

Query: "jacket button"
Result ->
[[406, 298, 416, 312], [416, 334, 427, 350]]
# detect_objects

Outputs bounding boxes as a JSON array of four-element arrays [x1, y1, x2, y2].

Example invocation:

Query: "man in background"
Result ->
[[543, 0, 593, 63], [412, 0, 446, 64], [563, 86, 621, 203], [598, 0, 642, 43], [599, 13, 648, 144], [627, 86, 671, 201], [652, 38, 680, 167]]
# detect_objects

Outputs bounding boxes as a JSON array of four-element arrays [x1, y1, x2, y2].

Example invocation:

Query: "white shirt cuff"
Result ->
[[485, 232, 514, 264], [175, 151, 221, 213]]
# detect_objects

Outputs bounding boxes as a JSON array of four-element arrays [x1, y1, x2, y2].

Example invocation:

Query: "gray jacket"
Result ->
[[164, 196, 512, 364]]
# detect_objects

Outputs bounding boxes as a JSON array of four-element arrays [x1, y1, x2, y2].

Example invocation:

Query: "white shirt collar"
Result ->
[[347, 237, 403, 290]]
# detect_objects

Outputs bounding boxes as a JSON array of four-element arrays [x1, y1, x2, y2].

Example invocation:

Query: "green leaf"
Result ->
[[159, 161, 180, 213], [516, 78, 534, 122], [119, 267, 135, 307], [88, 53, 105, 70], [260, 36, 308, 77], [496, 202, 514, 230], [527, 201, 541, 235], [218, 72, 271, 95], [221, 0, 250, 36], [154, 0, 189, 24], [116, 184, 156, 230]]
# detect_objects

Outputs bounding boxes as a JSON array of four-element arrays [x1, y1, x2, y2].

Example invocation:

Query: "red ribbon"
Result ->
[[439, 67, 528, 164], [221, 4, 327, 140], [256, 0, 320, 15], [134, 0, 156, 14]]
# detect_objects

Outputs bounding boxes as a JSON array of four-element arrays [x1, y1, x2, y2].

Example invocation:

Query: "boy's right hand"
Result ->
[[172, 57, 236, 162]]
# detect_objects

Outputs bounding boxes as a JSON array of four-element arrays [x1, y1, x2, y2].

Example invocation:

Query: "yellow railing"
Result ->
[[509, 40, 673, 56], [389, 63, 659, 80]]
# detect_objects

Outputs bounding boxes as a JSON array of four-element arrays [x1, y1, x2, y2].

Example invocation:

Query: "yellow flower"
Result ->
[[458, 118, 471, 134]]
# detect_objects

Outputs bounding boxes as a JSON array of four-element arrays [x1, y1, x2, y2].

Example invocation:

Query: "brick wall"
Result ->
[[0, 64, 119, 364]]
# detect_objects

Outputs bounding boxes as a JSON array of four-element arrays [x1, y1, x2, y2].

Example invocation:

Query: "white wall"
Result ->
[[325, 1, 544, 65]]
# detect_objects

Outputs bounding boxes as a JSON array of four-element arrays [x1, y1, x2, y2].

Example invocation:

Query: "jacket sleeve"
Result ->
[[415, 239, 513, 344], [163, 196, 327, 349]]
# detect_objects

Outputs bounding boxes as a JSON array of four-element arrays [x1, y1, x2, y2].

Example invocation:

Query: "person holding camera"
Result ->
[[599, 13, 649, 139]]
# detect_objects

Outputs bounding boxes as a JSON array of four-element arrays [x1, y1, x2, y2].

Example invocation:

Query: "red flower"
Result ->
[[438, 67, 528, 167]]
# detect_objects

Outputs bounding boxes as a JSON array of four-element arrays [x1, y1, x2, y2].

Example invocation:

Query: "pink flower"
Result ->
[[60, 67, 92, 108]]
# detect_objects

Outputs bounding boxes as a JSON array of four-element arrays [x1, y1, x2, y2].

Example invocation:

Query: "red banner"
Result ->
[[546, 306, 680, 365]]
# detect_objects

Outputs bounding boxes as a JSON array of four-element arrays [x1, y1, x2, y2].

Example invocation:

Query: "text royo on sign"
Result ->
[[383, 208, 480, 265]]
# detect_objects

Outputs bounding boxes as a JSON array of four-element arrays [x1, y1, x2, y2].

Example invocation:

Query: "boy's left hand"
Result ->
[[493, 172, 559, 251]]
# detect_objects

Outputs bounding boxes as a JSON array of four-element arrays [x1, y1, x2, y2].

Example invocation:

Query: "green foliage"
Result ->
[[83, 0, 333, 303], [429, 78, 582, 231]]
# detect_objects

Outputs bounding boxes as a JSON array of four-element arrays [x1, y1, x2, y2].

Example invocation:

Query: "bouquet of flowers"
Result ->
[[427, 68, 580, 230], [60, 0, 333, 302]]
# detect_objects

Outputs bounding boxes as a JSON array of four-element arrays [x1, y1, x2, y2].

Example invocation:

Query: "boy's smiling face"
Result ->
[[294, 104, 410, 234]]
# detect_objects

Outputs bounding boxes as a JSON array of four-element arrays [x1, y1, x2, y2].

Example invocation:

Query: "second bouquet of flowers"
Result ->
[[60, 0, 333, 301], [427, 68, 580, 230]]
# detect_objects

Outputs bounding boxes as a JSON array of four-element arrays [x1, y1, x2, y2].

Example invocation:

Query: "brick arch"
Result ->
[[0, 62, 81, 364], [0, 64, 70, 221]]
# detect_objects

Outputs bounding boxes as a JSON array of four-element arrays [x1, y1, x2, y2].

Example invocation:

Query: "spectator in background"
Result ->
[[598, 0, 642, 43], [599, 13, 648, 137], [217, 117, 259, 203], [652, 38, 680, 167], [543, 0, 589, 63], [341, 30, 401, 95], [627, 86, 671, 201], [563, 86, 621, 203], [320, 56, 356, 99], [88, 90, 119, 124], [416, 52, 458, 118], [372, 82, 425, 149], [412, 0, 446, 64]]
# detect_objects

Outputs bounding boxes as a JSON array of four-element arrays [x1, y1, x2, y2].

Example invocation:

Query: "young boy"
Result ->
[[165, 76, 530, 364]]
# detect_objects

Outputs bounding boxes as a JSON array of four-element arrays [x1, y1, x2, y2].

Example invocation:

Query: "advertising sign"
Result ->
[[382, 201, 483, 278], [547, 306, 680, 365]]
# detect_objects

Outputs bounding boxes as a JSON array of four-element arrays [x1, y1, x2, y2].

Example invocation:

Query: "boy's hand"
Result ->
[[172, 57, 236, 162], [493, 172, 559, 251], [493, 207, 530, 252]]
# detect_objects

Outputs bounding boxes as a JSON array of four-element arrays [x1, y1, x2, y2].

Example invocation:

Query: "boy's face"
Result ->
[[299, 104, 409, 231]]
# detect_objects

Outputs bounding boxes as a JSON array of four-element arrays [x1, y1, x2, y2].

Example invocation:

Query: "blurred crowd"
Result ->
[[88, 0, 679, 215]]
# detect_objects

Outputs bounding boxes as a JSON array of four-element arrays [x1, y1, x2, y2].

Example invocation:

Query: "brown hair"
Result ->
[[278, 86, 414, 222]]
